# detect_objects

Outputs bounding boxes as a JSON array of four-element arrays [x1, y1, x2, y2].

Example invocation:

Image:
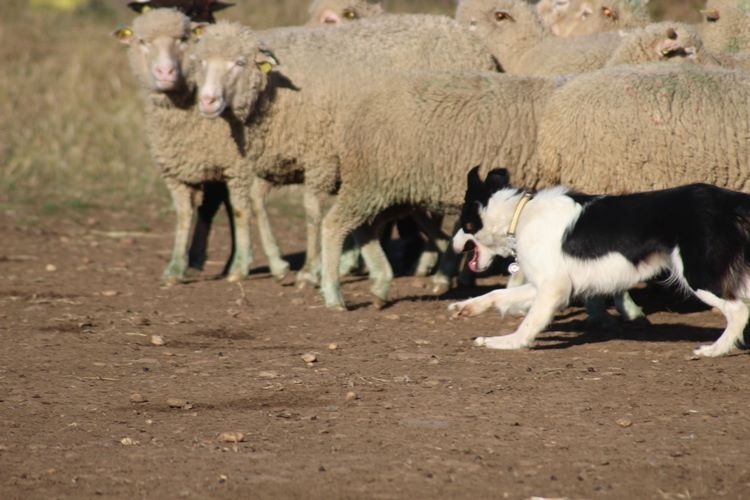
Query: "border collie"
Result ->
[[449, 167, 750, 357]]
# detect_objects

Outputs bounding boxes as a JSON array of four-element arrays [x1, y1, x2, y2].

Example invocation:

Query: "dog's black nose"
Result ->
[[462, 240, 476, 253]]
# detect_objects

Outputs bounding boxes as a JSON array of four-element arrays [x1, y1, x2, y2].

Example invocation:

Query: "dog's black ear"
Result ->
[[211, 1, 234, 12], [485, 168, 510, 193], [466, 165, 484, 194]]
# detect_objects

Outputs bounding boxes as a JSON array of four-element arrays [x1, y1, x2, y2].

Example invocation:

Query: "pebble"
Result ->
[[150, 335, 166, 346], [217, 432, 245, 443], [101, 290, 119, 297], [328, 343, 338, 351], [129, 393, 147, 403], [258, 370, 279, 379], [120, 437, 138, 446], [167, 398, 192, 409], [45, 264, 57, 272], [345, 391, 358, 401], [301, 353, 317, 364], [616, 418, 633, 428]]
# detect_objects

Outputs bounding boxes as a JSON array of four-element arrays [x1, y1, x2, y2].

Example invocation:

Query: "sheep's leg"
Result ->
[[614, 291, 647, 322], [163, 180, 198, 285], [353, 222, 394, 309], [339, 236, 362, 276], [414, 213, 441, 277], [411, 214, 460, 295], [250, 177, 290, 280], [320, 201, 365, 310], [187, 182, 227, 274], [474, 281, 569, 350], [296, 188, 325, 289], [224, 179, 253, 282], [585, 296, 619, 327], [692, 289, 748, 357]]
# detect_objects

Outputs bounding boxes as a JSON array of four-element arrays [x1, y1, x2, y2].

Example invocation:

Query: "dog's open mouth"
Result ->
[[468, 245, 480, 272]]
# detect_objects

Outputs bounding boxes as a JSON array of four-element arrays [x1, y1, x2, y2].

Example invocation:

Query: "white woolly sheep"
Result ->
[[192, 17, 499, 288], [315, 71, 558, 309], [115, 9, 290, 284], [307, 0, 384, 26], [536, 63, 750, 194], [455, 0, 624, 76]]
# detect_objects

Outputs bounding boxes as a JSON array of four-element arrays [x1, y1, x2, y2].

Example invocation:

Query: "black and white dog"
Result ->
[[449, 167, 750, 357]]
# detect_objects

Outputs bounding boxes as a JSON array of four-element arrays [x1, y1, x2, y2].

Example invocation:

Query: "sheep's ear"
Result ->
[[113, 26, 134, 45], [485, 168, 511, 192], [256, 48, 279, 74], [700, 9, 720, 22], [127, 1, 152, 14], [211, 1, 234, 13]]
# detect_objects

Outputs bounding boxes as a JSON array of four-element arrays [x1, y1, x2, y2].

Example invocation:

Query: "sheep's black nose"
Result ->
[[667, 27, 677, 40], [462, 240, 476, 253]]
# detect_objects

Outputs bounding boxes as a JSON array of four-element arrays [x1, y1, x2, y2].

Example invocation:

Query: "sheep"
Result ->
[[535, 63, 750, 195], [605, 21, 723, 66], [191, 16, 500, 289], [315, 71, 559, 309], [307, 0, 384, 26], [455, 0, 624, 76], [127, 0, 237, 275], [537, 0, 649, 37], [698, 0, 750, 54], [114, 8, 290, 284]]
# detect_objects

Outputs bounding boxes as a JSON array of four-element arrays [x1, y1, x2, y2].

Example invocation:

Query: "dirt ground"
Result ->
[[1, 205, 749, 500]]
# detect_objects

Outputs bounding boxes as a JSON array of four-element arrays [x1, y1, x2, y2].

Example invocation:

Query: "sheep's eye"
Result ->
[[494, 11, 513, 22], [235, 59, 246, 68], [138, 38, 147, 46], [343, 8, 357, 19], [601, 6, 617, 20]]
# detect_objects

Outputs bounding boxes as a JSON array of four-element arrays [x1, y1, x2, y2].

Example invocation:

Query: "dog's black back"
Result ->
[[562, 183, 750, 299]]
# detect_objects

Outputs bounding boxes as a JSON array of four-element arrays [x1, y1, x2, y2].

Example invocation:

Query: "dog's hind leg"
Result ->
[[692, 289, 749, 357], [476, 282, 569, 350]]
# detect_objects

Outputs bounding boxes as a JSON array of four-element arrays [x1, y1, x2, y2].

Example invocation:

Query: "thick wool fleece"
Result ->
[[536, 63, 750, 194], [698, 0, 750, 54]]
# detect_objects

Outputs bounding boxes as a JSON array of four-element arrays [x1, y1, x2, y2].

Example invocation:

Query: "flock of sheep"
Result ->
[[115, 0, 750, 311]]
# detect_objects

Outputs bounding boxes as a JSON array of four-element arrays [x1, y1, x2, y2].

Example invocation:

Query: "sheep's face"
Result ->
[[192, 23, 279, 120], [455, 0, 540, 49], [552, 0, 626, 37], [307, 0, 383, 26], [453, 167, 515, 273], [114, 9, 192, 93], [650, 24, 701, 61]]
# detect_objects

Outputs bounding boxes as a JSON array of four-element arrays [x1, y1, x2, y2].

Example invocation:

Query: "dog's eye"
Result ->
[[464, 222, 476, 233]]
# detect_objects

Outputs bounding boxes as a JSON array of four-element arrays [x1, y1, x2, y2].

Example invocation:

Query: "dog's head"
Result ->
[[453, 166, 520, 273]]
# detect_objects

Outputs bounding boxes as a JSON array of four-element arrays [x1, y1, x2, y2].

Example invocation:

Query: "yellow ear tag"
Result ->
[[117, 27, 133, 40], [258, 62, 273, 74], [141, 5, 151, 12], [193, 26, 205, 36]]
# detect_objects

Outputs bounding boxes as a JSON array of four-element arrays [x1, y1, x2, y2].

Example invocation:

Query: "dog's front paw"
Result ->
[[449, 300, 480, 318], [477, 334, 529, 350]]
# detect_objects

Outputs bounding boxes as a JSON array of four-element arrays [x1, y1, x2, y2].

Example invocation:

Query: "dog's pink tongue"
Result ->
[[468, 246, 479, 272]]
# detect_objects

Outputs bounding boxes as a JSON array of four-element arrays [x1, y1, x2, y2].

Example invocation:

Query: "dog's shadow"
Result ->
[[536, 318, 725, 350]]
